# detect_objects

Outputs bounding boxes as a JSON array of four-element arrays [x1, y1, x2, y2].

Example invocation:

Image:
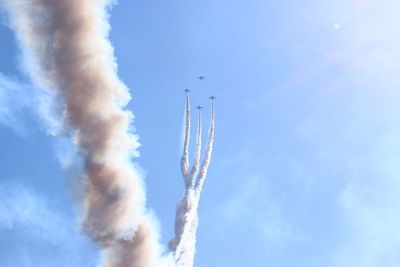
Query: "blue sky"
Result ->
[[1, 0, 400, 266]]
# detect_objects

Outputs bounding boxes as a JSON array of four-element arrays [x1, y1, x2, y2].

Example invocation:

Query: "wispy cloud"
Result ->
[[220, 173, 297, 244], [0, 74, 33, 135], [0, 182, 98, 267], [0, 73, 62, 136], [331, 129, 400, 267], [334, 181, 400, 267]]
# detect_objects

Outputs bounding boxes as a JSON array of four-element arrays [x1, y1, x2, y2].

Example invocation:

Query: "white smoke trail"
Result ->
[[189, 111, 202, 188], [195, 102, 215, 195], [171, 110, 203, 266], [173, 189, 199, 267], [171, 100, 215, 267], [181, 94, 191, 188], [3, 1, 167, 266]]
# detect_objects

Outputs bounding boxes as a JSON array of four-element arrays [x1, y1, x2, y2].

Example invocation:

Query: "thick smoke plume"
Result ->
[[169, 95, 215, 267], [3, 0, 164, 266], [3, 0, 215, 266]]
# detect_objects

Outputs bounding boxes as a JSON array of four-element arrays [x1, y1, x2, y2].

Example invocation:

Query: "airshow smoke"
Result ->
[[170, 96, 215, 267], [3, 1, 215, 266], [4, 0, 163, 266], [181, 95, 191, 188], [189, 111, 203, 188]]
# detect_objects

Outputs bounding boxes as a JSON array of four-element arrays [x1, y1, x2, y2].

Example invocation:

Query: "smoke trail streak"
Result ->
[[188, 111, 202, 188], [3, 1, 165, 266], [195, 102, 215, 194], [181, 95, 191, 188], [173, 189, 199, 267], [171, 100, 215, 267]]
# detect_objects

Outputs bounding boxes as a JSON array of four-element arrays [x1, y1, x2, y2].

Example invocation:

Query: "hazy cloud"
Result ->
[[220, 173, 298, 246], [0, 73, 63, 136], [0, 182, 98, 267]]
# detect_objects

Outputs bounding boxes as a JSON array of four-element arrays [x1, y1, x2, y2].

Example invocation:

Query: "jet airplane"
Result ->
[[184, 89, 191, 93], [209, 96, 216, 100], [196, 106, 203, 110], [198, 76, 206, 80]]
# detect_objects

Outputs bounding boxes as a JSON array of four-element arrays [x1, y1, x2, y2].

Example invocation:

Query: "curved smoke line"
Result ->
[[188, 111, 202, 188], [181, 95, 191, 188], [195, 102, 215, 195], [3, 1, 167, 266], [171, 100, 215, 267]]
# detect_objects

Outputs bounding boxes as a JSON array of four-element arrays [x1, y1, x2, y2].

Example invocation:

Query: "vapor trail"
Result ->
[[181, 95, 191, 188], [171, 100, 215, 267], [189, 111, 202, 188], [3, 1, 165, 266], [169, 108, 202, 261], [173, 189, 199, 267], [195, 102, 215, 194]]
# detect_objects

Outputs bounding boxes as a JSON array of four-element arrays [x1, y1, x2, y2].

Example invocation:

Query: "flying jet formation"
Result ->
[[184, 89, 191, 93], [198, 76, 206, 80], [196, 106, 203, 110], [209, 96, 216, 100]]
